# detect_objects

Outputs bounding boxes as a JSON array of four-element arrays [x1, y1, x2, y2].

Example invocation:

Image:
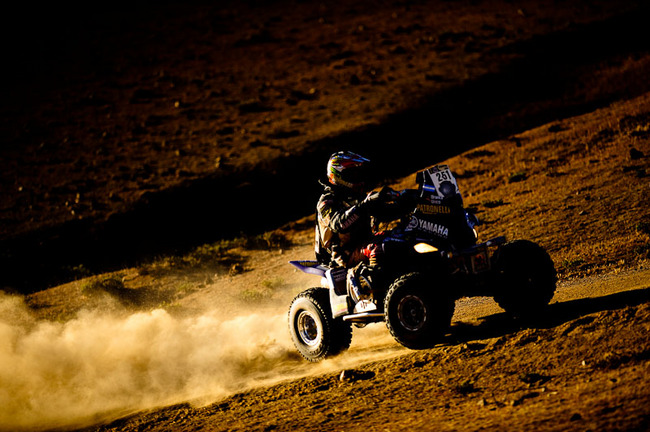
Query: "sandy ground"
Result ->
[[1, 1, 650, 431], [4, 88, 647, 432], [74, 268, 650, 432]]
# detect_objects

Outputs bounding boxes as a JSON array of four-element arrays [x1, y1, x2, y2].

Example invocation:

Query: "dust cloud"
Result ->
[[0, 292, 297, 431], [0, 292, 403, 431]]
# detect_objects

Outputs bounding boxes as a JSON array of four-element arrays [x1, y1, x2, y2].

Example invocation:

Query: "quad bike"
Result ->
[[288, 165, 557, 362]]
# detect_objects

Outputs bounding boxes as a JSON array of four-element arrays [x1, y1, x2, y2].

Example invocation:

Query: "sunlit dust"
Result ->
[[0, 292, 405, 432]]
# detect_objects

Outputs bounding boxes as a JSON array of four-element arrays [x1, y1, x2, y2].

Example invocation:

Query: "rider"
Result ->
[[315, 151, 399, 306]]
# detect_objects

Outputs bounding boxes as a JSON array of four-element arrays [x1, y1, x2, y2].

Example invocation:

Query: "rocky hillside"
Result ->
[[2, 0, 650, 292]]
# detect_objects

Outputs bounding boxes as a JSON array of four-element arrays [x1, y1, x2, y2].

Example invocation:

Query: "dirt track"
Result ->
[[75, 268, 650, 432], [9, 90, 650, 427]]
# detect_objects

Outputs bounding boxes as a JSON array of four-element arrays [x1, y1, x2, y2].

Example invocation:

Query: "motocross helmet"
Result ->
[[327, 151, 371, 193]]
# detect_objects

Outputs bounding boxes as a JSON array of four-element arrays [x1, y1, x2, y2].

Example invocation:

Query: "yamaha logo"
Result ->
[[405, 216, 449, 238], [406, 216, 419, 231]]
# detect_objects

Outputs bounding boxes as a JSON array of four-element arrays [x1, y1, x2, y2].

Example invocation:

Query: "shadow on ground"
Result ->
[[448, 287, 650, 345]]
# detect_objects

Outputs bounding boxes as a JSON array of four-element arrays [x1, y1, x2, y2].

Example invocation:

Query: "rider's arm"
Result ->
[[371, 189, 418, 222], [318, 197, 365, 233], [318, 188, 391, 233]]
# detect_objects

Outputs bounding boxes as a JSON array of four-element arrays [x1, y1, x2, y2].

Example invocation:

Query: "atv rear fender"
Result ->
[[289, 260, 351, 318]]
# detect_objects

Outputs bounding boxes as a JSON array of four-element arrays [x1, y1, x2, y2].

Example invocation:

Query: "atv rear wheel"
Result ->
[[384, 273, 454, 349], [288, 287, 352, 362], [492, 240, 557, 318]]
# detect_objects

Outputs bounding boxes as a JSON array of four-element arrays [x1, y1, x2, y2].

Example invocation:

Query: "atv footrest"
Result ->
[[342, 312, 384, 323]]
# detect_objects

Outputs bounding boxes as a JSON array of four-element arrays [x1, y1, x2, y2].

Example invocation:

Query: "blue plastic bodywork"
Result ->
[[289, 260, 329, 277]]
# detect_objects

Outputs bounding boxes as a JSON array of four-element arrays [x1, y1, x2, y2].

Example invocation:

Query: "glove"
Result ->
[[366, 190, 383, 202], [378, 186, 399, 201], [367, 186, 398, 203], [358, 190, 385, 212]]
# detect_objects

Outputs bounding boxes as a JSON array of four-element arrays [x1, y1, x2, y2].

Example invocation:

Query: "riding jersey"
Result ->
[[315, 182, 372, 267], [315, 182, 404, 267]]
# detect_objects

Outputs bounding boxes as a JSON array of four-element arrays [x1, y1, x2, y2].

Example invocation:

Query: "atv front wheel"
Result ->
[[288, 287, 352, 362], [384, 273, 454, 349], [492, 240, 557, 318]]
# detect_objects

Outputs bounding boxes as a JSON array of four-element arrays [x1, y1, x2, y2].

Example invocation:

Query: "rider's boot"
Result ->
[[347, 264, 377, 313]]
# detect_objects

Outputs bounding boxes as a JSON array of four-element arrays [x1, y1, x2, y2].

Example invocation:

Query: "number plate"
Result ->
[[421, 165, 460, 199]]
